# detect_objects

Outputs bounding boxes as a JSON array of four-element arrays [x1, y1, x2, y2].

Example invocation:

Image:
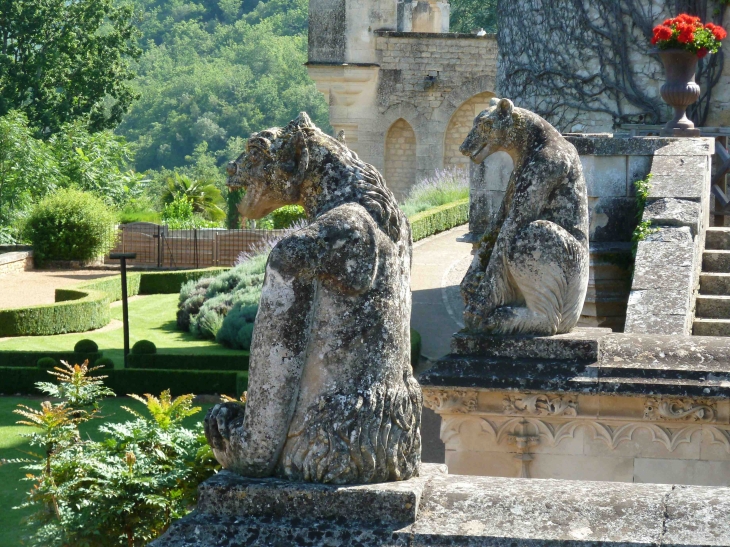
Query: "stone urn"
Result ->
[[658, 49, 701, 135]]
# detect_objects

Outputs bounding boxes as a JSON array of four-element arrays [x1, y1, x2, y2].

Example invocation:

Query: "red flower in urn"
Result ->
[[651, 14, 726, 136], [651, 14, 726, 56]]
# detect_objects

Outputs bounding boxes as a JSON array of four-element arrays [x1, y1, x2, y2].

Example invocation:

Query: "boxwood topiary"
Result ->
[[74, 339, 99, 353], [94, 357, 114, 368], [23, 188, 118, 266], [37, 357, 58, 368], [132, 340, 157, 355]]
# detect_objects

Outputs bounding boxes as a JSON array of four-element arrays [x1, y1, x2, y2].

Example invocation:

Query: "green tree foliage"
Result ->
[[117, 0, 330, 172], [161, 173, 226, 221], [0, 112, 61, 242], [0, 0, 141, 133], [450, 0, 497, 33]]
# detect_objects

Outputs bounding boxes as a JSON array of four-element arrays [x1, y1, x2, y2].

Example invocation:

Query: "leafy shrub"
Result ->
[[400, 167, 469, 217], [36, 357, 58, 368], [74, 339, 99, 353], [162, 194, 221, 229], [270, 205, 307, 228], [23, 188, 118, 265], [107, 369, 245, 397], [179, 254, 268, 350], [132, 340, 157, 355], [95, 357, 115, 368], [8, 364, 219, 546]]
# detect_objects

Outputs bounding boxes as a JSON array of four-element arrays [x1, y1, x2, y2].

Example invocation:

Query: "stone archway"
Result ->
[[384, 118, 417, 201], [443, 91, 496, 168]]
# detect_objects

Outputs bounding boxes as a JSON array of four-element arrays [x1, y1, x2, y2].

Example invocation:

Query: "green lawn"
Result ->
[[0, 395, 214, 547], [0, 293, 248, 368]]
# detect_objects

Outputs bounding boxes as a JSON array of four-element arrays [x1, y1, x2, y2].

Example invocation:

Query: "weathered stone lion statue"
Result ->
[[459, 98, 589, 336], [204, 113, 421, 484]]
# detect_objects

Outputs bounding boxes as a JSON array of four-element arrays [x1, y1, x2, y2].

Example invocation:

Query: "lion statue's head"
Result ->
[[460, 98, 531, 164], [227, 112, 317, 220]]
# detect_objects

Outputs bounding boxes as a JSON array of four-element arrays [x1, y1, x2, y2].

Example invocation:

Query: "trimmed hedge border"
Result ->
[[0, 367, 247, 397], [409, 198, 469, 242], [126, 353, 249, 371], [410, 328, 422, 369], [0, 268, 224, 337], [0, 351, 103, 368]]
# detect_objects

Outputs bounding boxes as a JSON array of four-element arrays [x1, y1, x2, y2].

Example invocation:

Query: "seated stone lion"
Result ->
[[459, 98, 589, 336], [204, 113, 421, 484]]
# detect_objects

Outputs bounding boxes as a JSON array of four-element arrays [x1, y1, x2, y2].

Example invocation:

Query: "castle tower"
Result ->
[[307, 0, 500, 199]]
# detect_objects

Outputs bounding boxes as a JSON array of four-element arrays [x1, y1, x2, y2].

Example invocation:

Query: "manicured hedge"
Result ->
[[138, 268, 226, 294], [409, 198, 469, 242], [106, 369, 246, 397], [0, 367, 247, 397], [0, 289, 110, 337], [0, 351, 104, 368], [127, 353, 249, 371], [0, 366, 48, 394], [0, 268, 226, 337]]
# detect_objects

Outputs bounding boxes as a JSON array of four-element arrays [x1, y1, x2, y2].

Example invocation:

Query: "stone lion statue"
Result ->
[[204, 113, 422, 484], [459, 98, 589, 336]]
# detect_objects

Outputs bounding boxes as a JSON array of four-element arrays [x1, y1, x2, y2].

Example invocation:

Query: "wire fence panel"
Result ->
[[105, 223, 288, 269]]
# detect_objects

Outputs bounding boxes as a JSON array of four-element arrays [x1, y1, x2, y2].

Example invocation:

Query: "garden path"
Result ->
[[411, 224, 472, 361], [410, 224, 472, 465], [0, 269, 116, 309]]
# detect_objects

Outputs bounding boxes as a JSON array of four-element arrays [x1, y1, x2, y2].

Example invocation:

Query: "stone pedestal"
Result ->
[[150, 462, 730, 546], [421, 328, 730, 485]]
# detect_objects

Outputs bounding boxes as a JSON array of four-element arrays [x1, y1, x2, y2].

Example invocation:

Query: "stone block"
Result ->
[[643, 197, 701, 235], [634, 458, 730, 486], [528, 454, 636, 482], [652, 137, 714, 156], [627, 154, 652, 187], [624, 308, 689, 336], [411, 474, 670, 545], [580, 155, 628, 197], [588, 196, 639, 242], [631, 227, 694, 290], [197, 465, 448, 527], [664, 484, 730, 545], [649, 155, 708, 200], [450, 327, 609, 360]]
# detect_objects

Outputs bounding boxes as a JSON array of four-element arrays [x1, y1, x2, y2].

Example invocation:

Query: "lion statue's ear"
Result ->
[[294, 112, 314, 129], [497, 98, 514, 118]]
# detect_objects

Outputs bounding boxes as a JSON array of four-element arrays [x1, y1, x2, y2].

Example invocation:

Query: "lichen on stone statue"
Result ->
[[204, 112, 421, 484], [460, 98, 589, 336]]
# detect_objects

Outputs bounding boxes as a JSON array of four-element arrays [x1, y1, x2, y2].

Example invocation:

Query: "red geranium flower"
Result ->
[[677, 22, 696, 44], [652, 24, 674, 44], [706, 23, 728, 42]]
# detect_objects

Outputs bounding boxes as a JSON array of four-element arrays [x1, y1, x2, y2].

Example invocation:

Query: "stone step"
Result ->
[[695, 295, 730, 319], [700, 273, 730, 295], [693, 318, 730, 337], [703, 250, 730, 273], [705, 227, 730, 250]]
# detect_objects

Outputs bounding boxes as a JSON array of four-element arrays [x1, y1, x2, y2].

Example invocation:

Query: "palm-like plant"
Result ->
[[161, 173, 226, 221]]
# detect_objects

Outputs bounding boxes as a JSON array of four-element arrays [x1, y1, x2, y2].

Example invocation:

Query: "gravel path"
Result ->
[[0, 270, 116, 310]]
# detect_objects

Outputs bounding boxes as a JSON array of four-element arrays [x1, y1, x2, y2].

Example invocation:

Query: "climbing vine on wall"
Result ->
[[497, 0, 727, 131]]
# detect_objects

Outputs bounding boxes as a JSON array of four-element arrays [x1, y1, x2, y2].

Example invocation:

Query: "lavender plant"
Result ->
[[400, 167, 469, 217]]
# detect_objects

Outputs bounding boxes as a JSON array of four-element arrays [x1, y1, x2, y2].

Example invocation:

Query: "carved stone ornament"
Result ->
[[643, 398, 716, 422], [503, 394, 578, 417], [459, 98, 589, 335], [423, 389, 478, 413], [204, 113, 421, 485]]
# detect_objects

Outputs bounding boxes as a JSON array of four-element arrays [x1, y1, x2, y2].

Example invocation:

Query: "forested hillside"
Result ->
[[117, 0, 330, 174]]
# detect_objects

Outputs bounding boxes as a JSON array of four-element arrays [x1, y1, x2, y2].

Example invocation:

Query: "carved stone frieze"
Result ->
[[440, 415, 730, 454], [423, 389, 478, 414], [643, 398, 716, 423], [503, 394, 577, 417]]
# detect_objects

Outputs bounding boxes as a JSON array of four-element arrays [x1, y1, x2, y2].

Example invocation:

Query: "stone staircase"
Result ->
[[694, 227, 730, 336]]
